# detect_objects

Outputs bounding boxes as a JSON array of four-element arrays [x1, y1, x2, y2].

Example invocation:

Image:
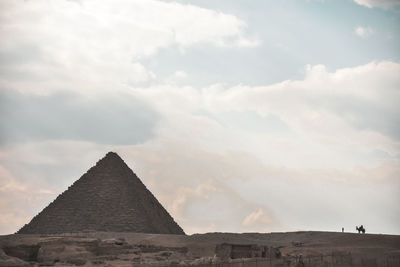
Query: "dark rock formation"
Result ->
[[215, 243, 269, 260], [17, 152, 185, 235]]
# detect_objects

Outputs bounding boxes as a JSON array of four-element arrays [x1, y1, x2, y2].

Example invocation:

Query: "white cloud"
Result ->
[[173, 71, 188, 80], [242, 208, 272, 227], [0, 164, 57, 234], [201, 61, 400, 153], [355, 26, 374, 38], [123, 61, 400, 169], [353, 0, 400, 9], [0, 0, 258, 94], [118, 141, 283, 233], [163, 70, 188, 85]]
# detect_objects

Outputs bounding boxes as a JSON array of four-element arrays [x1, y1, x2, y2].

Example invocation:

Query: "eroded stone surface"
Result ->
[[1, 231, 399, 267], [17, 152, 184, 235], [0, 248, 30, 267]]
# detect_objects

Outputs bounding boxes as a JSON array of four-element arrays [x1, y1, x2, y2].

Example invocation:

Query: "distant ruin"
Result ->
[[17, 152, 185, 235], [215, 243, 268, 260]]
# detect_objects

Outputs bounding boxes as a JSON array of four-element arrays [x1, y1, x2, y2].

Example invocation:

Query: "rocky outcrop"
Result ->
[[1, 236, 188, 266], [0, 248, 31, 267]]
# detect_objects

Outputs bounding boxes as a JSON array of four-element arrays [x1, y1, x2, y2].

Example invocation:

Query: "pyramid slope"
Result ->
[[18, 152, 185, 235]]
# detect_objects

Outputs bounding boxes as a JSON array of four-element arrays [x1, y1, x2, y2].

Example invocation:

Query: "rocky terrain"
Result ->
[[1, 231, 399, 266]]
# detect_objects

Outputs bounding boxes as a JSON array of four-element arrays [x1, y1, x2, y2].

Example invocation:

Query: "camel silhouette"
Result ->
[[356, 225, 365, 234]]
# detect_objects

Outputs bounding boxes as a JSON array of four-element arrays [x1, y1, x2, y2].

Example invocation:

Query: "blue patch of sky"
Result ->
[[148, 0, 400, 87]]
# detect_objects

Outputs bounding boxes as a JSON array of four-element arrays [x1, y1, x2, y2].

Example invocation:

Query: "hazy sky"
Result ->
[[0, 0, 399, 235]]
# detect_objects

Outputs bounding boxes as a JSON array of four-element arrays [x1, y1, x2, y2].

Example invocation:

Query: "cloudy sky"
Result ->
[[0, 0, 399, 235]]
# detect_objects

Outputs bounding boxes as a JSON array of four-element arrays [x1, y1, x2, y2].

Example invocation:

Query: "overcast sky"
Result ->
[[0, 0, 399, 235]]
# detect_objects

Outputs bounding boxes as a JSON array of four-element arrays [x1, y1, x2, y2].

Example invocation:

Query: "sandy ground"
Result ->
[[0, 231, 399, 266]]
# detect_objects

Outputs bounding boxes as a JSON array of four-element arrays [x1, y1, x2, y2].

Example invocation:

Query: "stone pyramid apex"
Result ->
[[104, 151, 122, 159], [95, 151, 126, 167], [17, 152, 185, 235]]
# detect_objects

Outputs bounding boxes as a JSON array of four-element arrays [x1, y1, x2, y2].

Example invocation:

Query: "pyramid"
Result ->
[[17, 152, 185, 235]]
